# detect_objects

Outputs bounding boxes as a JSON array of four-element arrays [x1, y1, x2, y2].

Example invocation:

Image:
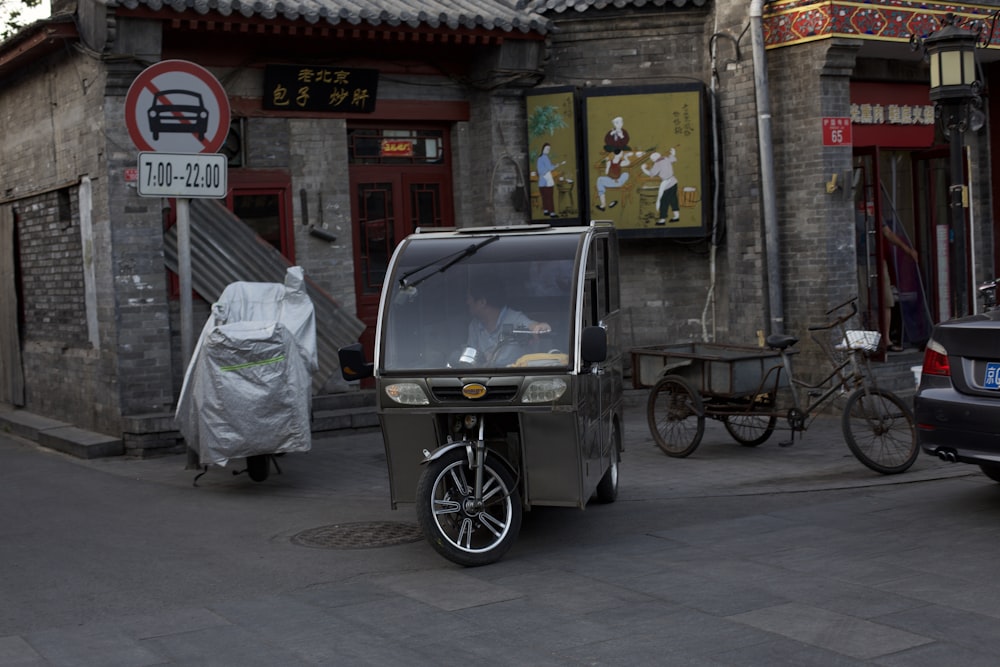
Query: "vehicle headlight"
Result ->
[[385, 382, 429, 405], [522, 378, 567, 403]]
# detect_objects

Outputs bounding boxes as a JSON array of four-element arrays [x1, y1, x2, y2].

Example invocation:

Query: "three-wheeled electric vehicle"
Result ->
[[339, 222, 623, 566]]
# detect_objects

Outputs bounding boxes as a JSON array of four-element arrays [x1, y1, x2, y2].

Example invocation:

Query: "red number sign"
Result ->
[[822, 117, 852, 147]]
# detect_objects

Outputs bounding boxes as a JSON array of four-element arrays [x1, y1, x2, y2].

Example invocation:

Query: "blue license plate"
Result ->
[[986, 362, 1000, 390]]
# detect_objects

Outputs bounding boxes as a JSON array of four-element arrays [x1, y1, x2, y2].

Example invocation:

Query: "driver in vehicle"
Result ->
[[465, 278, 550, 366]]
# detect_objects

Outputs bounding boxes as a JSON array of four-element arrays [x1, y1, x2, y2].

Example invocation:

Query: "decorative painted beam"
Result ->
[[763, 0, 1000, 49]]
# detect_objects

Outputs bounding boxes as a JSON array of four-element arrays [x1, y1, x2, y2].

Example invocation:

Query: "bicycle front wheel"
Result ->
[[841, 387, 917, 474]]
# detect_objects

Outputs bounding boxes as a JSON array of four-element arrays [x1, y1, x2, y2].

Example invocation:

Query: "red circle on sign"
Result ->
[[125, 60, 231, 153]]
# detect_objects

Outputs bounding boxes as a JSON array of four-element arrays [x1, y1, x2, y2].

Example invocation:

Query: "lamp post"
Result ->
[[923, 13, 983, 318]]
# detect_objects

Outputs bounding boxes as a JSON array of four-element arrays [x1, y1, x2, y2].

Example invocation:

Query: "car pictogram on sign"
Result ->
[[148, 90, 209, 141], [125, 60, 230, 154]]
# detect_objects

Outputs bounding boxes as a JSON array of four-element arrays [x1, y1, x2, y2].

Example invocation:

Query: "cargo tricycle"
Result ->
[[339, 222, 623, 566], [632, 298, 918, 474]]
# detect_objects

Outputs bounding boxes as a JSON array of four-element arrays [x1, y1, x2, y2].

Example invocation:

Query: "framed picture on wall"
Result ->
[[581, 83, 710, 238], [525, 87, 582, 224]]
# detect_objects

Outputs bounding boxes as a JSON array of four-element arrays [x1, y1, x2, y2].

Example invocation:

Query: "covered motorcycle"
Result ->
[[176, 266, 317, 481]]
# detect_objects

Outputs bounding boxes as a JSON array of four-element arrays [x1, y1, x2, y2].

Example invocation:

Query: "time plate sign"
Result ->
[[137, 152, 227, 198]]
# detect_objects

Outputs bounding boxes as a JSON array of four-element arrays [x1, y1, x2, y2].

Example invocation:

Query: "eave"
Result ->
[[0, 20, 79, 83]]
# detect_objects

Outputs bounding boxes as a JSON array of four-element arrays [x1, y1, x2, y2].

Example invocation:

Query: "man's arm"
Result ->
[[882, 225, 918, 262]]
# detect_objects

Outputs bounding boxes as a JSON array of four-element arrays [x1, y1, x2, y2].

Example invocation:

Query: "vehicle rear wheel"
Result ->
[[415, 448, 521, 567], [723, 414, 776, 447], [646, 375, 704, 458], [246, 454, 270, 482], [595, 422, 621, 504], [842, 387, 917, 474], [979, 463, 1000, 483]]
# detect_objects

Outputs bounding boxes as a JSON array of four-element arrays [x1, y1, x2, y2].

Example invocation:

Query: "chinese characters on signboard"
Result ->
[[850, 102, 934, 126], [263, 65, 379, 113]]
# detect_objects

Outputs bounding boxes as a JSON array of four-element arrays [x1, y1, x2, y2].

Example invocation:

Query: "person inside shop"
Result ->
[[880, 222, 918, 352]]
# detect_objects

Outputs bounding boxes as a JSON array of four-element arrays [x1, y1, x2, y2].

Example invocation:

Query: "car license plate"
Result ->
[[986, 362, 1000, 390]]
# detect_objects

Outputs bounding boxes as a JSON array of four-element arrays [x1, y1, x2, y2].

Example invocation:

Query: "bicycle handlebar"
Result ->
[[825, 297, 857, 317], [807, 297, 858, 331]]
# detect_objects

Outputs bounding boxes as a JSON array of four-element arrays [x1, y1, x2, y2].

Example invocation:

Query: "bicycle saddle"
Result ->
[[765, 334, 798, 350]]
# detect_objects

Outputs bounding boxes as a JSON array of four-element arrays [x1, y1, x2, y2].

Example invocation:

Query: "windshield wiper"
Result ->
[[398, 235, 500, 290]]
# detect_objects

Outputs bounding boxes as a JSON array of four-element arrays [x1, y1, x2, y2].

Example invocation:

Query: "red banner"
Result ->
[[850, 82, 935, 148]]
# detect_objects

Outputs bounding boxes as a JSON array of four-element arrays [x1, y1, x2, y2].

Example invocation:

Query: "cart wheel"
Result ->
[[416, 448, 522, 567], [723, 414, 777, 447], [646, 375, 704, 457], [842, 387, 918, 474], [246, 455, 270, 482], [595, 421, 621, 504]]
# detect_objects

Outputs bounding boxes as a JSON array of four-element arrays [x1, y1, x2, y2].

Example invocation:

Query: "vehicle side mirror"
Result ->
[[338, 343, 374, 381], [581, 326, 607, 364]]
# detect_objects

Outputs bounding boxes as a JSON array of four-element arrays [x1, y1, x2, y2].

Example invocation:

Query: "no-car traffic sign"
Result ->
[[125, 60, 231, 154]]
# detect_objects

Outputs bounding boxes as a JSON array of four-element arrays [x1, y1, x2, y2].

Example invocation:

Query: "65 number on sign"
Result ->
[[822, 117, 852, 147]]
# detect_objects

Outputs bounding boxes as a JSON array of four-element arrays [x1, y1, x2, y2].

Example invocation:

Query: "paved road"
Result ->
[[2, 399, 998, 666]]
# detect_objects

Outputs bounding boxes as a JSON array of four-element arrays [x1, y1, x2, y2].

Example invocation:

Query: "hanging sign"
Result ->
[[262, 65, 378, 113]]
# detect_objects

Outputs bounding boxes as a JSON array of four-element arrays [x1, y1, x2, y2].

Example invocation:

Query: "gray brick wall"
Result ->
[[540, 5, 754, 358], [1, 50, 136, 435]]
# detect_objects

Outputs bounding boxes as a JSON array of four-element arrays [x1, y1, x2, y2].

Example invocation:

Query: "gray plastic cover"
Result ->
[[175, 267, 317, 467]]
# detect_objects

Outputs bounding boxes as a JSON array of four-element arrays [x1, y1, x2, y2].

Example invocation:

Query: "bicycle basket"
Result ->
[[836, 330, 881, 352]]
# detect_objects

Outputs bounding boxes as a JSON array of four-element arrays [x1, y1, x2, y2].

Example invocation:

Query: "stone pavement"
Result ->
[[2, 392, 995, 666]]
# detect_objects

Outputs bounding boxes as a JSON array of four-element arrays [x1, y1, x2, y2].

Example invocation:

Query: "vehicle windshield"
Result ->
[[381, 232, 580, 372]]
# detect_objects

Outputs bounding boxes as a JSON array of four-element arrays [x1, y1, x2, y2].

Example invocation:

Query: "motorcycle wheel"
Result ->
[[246, 454, 270, 482], [415, 448, 521, 567]]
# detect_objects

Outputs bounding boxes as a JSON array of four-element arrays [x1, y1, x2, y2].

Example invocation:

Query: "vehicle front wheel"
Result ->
[[842, 387, 917, 474], [415, 448, 522, 567]]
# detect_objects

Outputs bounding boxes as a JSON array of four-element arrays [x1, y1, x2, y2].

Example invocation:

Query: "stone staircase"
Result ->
[[869, 348, 924, 403], [0, 389, 379, 460], [311, 390, 380, 433]]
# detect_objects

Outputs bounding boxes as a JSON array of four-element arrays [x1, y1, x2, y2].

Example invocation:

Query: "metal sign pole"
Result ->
[[177, 197, 194, 367], [176, 197, 200, 469]]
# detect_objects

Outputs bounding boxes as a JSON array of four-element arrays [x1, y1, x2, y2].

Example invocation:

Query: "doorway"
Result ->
[[347, 125, 454, 356], [852, 148, 939, 352]]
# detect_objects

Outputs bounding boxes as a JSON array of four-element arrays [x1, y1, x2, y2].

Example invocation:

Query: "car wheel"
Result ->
[[979, 463, 1000, 483], [595, 422, 621, 504]]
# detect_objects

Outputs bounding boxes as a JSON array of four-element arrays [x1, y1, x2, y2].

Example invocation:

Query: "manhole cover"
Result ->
[[291, 521, 423, 549]]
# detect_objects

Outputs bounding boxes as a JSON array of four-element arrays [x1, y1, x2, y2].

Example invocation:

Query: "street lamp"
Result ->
[[923, 13, 984, 317]]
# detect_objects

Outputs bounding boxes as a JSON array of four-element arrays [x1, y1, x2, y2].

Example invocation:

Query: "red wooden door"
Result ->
[[350, 172, 452, 356]]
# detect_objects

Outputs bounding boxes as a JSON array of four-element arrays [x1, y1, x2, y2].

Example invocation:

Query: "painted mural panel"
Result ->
[[526, 87, 581, 223], [582, 84, 709, 238]]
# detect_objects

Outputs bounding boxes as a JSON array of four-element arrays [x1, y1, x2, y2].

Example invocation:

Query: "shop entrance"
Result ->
[[347, 125, 454, 358], [853, 147, 968, 352]]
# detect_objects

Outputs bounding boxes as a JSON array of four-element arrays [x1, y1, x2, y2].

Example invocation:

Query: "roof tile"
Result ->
[[112, 0, 554, 33]]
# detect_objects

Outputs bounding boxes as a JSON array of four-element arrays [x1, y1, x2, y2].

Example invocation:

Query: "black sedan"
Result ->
[[914, 309, 1000, 480]]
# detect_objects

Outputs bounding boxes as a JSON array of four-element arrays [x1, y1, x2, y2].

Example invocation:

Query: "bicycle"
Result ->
[[639, 297, 919, 474]]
